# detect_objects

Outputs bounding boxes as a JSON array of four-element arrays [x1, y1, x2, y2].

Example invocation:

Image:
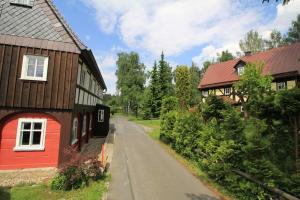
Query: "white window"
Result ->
[[15, 119, 47, 151], [224, 88, 231, 95], [98, 110, 104, 122], [82, 115, 87, 136], [202, 91, 208, 97], [237, 66, 244, 76], [21, 55, 48, 81], [80, 70, 86, 86], [10, 0, 31, 6], [277, 82, 286, 91], [71, 118, 78, 144], [89, 113, 92, 130], [240, 106, 244, 113]]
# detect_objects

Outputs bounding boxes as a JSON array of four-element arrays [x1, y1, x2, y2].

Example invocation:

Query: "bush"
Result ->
[[160, 96, 178, 118], [50, 175, 67, 190], [51, 157, 104, 191], [51, 166, 88, 191], [160, 111, 177, 144], [173, 112, 202, 159]]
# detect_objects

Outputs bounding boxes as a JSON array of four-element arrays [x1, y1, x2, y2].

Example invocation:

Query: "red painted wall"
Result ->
[[0, 113, 61, 170]]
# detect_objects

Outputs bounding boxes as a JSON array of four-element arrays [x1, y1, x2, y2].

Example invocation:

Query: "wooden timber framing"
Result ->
[[0, 44, 79, 110]]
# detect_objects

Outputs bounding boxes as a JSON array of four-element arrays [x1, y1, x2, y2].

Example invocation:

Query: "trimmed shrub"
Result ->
[[160, 111, 177, 144]]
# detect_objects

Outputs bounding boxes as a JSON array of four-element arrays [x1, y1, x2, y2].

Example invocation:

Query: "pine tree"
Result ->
[[158, 52, 174, 100], [149, 61, 161, 118]]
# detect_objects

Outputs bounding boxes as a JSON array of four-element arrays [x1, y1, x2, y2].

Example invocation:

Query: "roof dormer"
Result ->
[[10, 0, 34, 7], [234, 60, 246, 76]]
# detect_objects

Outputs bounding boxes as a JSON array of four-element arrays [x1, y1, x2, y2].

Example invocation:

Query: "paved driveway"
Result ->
[[107, 116, 220, 200]]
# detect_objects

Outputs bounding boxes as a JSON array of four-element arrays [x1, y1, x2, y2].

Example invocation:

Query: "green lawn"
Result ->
[[0, 177, 109, 200], [128, 117, 161, 140]]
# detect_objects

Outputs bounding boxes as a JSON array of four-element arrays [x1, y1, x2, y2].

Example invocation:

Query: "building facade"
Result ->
[[198, 43, 300, 105], [0, 0, 107, 170]]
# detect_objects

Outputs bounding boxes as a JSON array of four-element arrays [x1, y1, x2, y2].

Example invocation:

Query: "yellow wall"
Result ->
[[287, 80, 296, 89], [271, 83, 277, 91], [215, 89, 223, 95]]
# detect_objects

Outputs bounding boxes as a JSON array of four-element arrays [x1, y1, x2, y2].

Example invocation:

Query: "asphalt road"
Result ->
[[107, 116, 220, 200]]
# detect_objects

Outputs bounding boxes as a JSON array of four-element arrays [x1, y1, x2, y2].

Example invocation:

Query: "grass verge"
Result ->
[[0, 176, 110, 200], [128, 115, 234, 200]]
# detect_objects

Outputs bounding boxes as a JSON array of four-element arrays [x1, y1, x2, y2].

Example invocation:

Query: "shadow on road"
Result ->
[[185, 193, 219, 200]]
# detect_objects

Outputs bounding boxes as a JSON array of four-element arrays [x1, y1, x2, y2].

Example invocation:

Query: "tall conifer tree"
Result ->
[[158, 52, 174, 100]]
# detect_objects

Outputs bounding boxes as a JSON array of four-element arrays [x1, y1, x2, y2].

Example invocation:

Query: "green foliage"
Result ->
[[239, 30, 265, 54], [140, 87, 153, 119], [265, 29, 287, 49], [159, 83, 300, 198], [286, 14, 300, 43], [116, 52, 146, 116], [158, 52, 174, 98], [234, 63, 273, 116], [51, 158, 104, 191], [51, 166, 89, 191], [201, 95, 228, 123], [160, 96, 178, 117], [149, 61, 162, 118], [189, 62, 201, 106], [175, 66, 192, 111], [160, 111, 177, 145], [173, 112, 202, 159], [216, 50, 234, 62]]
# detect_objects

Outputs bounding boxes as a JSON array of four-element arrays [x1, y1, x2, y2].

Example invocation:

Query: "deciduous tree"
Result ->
[[239, 30, 265, 54], [116, 52, 146, 116], [286, 14, 300, 43]]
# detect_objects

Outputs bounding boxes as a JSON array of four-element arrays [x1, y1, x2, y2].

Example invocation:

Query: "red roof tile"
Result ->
[[199, 42, 300, 89]]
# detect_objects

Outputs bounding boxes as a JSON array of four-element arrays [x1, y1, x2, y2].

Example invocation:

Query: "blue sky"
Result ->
[[53, 0, 300, 94]]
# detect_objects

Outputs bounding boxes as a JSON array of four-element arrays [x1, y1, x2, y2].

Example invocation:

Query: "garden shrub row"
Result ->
[[160, 93, 300, 199]]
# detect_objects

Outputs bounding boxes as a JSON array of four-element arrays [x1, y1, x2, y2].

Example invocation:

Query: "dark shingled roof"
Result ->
[[0, 0, 106, 89], [199, 42, 300, 89]]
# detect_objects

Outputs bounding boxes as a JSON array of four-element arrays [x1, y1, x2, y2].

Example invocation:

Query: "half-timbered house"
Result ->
[[0, 0, 107, 170], [198, 42, 300, 107]]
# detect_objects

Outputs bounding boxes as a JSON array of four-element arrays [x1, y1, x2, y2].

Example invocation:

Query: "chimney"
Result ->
[[244, 51, 251, 56]]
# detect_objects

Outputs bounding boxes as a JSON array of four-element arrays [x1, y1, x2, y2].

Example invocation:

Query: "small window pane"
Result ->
[[28, 58, 36, 65], [37, 58, 44, 66], [32, 131, 42, 145], [27, 64, 35, 77], [22, 122, 31, 130], [21, 131, 30, 145], [33, 122, 42, 130], [35, 65, 44, 77]]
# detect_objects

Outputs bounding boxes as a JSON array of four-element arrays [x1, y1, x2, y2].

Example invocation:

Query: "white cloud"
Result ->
[[80, 0, 300, 90]]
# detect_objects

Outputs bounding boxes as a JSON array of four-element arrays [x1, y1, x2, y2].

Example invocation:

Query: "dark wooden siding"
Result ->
[[0, 44, 79, 110]]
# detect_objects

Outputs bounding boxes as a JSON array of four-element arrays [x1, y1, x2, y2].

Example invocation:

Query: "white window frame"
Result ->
[[80, 69, 86, 86], [82, 115, 87, 136], [202, 91, 208, 97], [20, 55, 49, 81], [98, 110, 104, 122], [277, 82, 286, 91], [237, 66, 244, 76], [71, 118, 78, 145], [224, 88, 231, 95], [14, 118, 47, 151], [89, 113, 92, 130]]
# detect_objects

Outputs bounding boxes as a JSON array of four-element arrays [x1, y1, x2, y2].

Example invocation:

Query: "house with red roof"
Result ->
[[198, 42, 300, 106]]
